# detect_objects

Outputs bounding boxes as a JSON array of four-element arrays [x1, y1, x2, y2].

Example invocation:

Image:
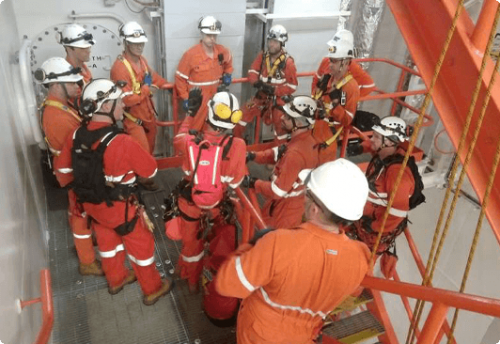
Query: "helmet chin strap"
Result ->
[[95, 99, 118, 125]]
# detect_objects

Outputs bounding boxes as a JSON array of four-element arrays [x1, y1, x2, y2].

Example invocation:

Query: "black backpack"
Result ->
[[369, 154, 426, 210], [71, 126, 124, 205]]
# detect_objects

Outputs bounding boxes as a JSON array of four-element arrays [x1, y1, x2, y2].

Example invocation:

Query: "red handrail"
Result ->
[[19, 269, 54, 344]]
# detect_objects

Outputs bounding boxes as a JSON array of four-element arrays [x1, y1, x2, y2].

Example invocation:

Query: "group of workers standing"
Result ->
[[37, 14, 422, 343]]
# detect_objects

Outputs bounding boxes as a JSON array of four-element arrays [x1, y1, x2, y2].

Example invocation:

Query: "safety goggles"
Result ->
[[200, 20, 222, 32], [96, 80, 127, 101], [125, 30, 147, 39], [62, 32, 94, 45], [34, 66, 82, 82], [267, 31, 286, 41]]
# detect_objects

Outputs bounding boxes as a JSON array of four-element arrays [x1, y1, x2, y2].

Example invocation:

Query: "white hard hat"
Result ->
[[267, 24, 288, 44], [119, 21, 148, 43], [307, 159, 369, 221], [327, 29, 354, 59], [80, 79, 124, 114], [372, 116, 408, 143], [57, 24, 95, 48], [207, 92, 242, 130], [198, 16, 222, 35], [35, 57, 83, 84], [282, 96, 316, 125]]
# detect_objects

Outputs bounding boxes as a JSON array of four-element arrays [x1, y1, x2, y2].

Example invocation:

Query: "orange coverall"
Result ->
[[312, 59, 375, 98], [311, 67, 360, 163], [352, 145, 415, 253], [110, 52, 168, 153], [253, 130, 321, 229], [55, 122, 164, 296], [175, 43, 233, 132], [173, 116, 247, 286], [216, 222, 370, 344], [233, 50, 298, 141], [41, 95, 96, 265]]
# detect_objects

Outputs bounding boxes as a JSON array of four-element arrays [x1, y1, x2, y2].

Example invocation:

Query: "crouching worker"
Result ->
[[216, 159, 371, 344], [168, 89, 247, 295], [55, 79, 173, 305], [346, 116, 425, 279]]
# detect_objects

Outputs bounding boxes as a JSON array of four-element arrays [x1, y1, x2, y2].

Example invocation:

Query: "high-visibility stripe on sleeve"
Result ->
[[127, 254, 155, 267], [73, 233, 92, 239], [229, 176, 244, 189], [176, 70, 189, 80], [271, 182, 288, 197], [235, 257, 256, 292], [248, 69, 259, 75], [272, 146, 279, 162], [285, 83, 297, 90], [360, 83, 375, 89], [188, 79, 219, 86], [367, 196, 409, 217], [260, 288, 327, 318], [121, 91, 134, 97], [346, 110, 354, 119], [147, 168, 158, 179], [238, 120, 248, 127]]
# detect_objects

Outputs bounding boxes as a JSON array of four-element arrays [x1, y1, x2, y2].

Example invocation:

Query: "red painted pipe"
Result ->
[[234, 187, 267, 230], [470, 0, 500, 53]]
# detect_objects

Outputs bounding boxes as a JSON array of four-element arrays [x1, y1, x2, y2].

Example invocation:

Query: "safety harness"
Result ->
[[119, 55, 149, 95]]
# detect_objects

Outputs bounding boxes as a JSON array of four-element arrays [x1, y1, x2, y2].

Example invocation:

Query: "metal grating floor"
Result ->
[[322, 310, 385, 341], [45, 168, 236, 344]]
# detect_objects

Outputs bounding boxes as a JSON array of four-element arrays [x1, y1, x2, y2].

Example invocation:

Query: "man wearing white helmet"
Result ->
[[36, 57, 103, 277], [55, 79, 174, 305], [57, 23, 95, 85], [175, 16, 234, 132], [217, 159, 370, 344], [311, 29, 361, 162], [233, 24, 298, 142], [170, 89, 247, 294], [110, 21, 168, 163], [347, 116, 424, 279], [244, 96, 323, 229]]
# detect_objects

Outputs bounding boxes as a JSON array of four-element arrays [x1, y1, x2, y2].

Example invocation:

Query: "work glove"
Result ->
[[346, 143, 364, 157], [276, 144, 287, 160], [249, 228, 275, 245], [246, 151, 256, 162], [316, 74, 331, 92], [222, 73, 232, 86], [187, 87, 203, 117], [281, 94, 294, 104], [241, 175, 257, 189], [182, 99, 189, 112], [253, 80, 264, 90], [261, 83, 275, 96], [328, 88, 342, 105], [143, 72, 152, 86]]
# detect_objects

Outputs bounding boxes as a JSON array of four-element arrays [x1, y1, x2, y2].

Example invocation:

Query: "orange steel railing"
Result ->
[[362, 275, 500, 343], [19, 269, 54, 344], [155, 58, 431, 169]]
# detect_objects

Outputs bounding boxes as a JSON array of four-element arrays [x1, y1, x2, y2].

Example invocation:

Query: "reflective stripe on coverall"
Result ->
[[216, 223, 370, 344], [55, 122, 163, 295], [110, 52, 168, 153], [253, 130, 321, 229], [175, 43, 233, 132]]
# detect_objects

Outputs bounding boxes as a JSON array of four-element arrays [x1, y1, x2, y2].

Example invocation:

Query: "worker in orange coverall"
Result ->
[[346, 116, 417, 279], [233, 24, 298, 142], [110, 21, 168, 156], [55, 79, 173, 305], [171, 90, 247, 293], [217, 159, 371, 344], [175, 16, 233, 132], [57, 23, 95, 86], [244, 96, 322, 229], [36, 57, 103, 277], [311, 29, 360, 163]]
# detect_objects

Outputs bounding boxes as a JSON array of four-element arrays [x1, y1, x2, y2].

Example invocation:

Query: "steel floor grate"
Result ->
[[47, 168, 236, 344]]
